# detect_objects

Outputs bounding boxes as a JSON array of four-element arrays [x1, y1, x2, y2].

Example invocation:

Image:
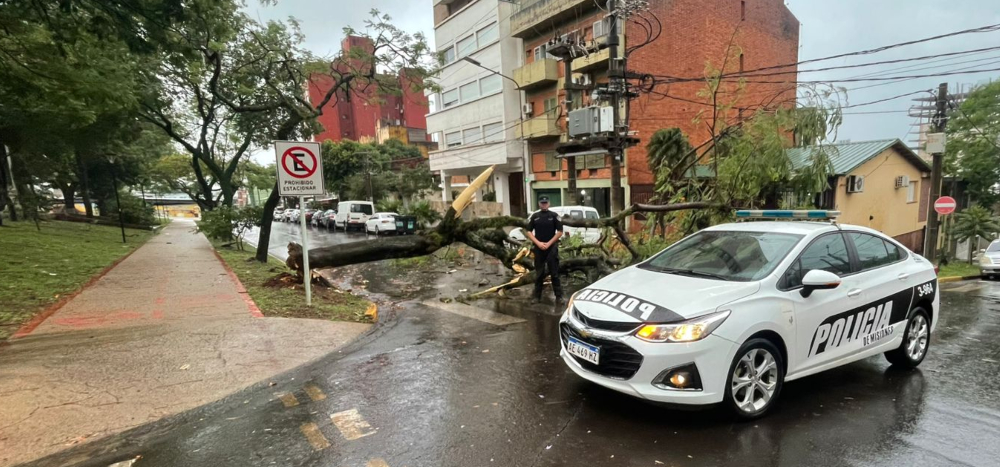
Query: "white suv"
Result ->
[[560, 211, 938, 419]]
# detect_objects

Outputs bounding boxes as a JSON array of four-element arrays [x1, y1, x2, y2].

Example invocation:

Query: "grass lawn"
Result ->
[[0, 220, 154, 340], [212, 241, 374, 323], [938, 261, 981, 278]]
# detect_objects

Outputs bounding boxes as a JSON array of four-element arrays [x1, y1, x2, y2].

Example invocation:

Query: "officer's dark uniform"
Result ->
[[528, 207, 564, 300]]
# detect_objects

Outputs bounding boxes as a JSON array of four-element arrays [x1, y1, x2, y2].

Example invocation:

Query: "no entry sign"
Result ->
[[275, 141, 324, 196], [934, 196, 956, 215]]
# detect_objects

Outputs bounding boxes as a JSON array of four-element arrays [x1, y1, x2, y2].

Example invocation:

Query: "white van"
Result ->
[[335, 201, 375, 231], [509, 205, 602, 244]]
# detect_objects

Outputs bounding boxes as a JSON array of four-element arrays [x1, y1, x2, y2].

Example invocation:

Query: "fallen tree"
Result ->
[[286, 167, 726, 292]]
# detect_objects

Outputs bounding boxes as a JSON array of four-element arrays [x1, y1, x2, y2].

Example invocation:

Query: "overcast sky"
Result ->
[[250, 0, 1000, 149]]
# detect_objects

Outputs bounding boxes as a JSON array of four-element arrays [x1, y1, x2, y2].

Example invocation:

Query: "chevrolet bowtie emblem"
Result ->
[[578, 328, 592, 338]]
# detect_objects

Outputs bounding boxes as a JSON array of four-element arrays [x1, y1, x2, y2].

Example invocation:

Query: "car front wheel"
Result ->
[[724, 338, 784, 420], [884, 308, 930, 368]]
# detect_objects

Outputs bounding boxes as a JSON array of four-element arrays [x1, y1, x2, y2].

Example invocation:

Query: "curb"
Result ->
[[9, 245, 143, 340], [938, 275, 981, 283], [211, 248, 265, 318]]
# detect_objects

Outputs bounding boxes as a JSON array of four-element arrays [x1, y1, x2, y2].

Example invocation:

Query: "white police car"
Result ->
[[560, 210, 938, 419]]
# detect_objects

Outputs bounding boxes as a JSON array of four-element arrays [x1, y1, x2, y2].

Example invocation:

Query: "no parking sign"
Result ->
[[275, 141, 324, 196]]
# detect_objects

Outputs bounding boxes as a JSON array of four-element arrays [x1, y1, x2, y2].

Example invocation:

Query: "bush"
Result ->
[[405, 200, 441, 228], [482, 191, 497, 202], [198, 206, 262, 249], [377, 199, 403, 213], [106, 191, 155, 226]]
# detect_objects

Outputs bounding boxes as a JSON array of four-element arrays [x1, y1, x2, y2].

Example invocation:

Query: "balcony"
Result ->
[[572, 48, 611, 73], [517, 115, 561, 140], [511, 0, 591, 38], [514, 59, 559, 90]]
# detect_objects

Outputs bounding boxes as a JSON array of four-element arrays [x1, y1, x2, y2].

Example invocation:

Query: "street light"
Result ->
[[461, 56, 528, 215]]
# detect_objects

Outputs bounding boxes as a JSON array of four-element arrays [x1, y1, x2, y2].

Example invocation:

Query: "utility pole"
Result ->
[[563, 55, 579, 206], [924, 82, 949, 262], [607, 0, 625, 215]]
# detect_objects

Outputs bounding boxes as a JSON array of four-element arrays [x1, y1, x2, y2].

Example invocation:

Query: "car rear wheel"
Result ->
[[724, 338, 784, 420], [884, 308, 930, 369]]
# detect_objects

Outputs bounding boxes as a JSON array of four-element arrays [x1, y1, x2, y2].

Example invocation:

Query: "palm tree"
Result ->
[[951, 205, 1000, 264]]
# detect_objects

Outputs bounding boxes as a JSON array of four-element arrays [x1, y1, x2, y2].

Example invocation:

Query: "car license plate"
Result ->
[[567, 336, 600, 365]]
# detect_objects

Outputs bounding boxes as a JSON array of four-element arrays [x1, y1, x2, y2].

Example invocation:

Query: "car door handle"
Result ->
[[847, 289, 862, 298], [898, 273, 910, 281]]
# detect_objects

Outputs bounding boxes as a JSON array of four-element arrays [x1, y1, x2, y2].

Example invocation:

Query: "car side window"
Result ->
[[849, 233, 893, 271], [784, 234, 852, 289]]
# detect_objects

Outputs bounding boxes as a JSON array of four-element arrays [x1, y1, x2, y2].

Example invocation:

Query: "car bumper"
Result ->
[[558, 313, 737, 405], [980, 265, 999, 274]]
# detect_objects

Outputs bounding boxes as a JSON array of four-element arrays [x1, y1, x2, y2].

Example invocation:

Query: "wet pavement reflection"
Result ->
[[20, 254, 1000, 467]]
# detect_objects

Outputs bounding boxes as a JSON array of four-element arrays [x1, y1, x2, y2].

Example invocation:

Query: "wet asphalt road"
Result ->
[[19, 227, 1000, 466], [244, 219, 372, 260]]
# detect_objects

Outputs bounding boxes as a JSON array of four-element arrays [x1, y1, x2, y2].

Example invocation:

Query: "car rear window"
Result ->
[[351, 204, 374, 215], [640, 231, 803, 282]]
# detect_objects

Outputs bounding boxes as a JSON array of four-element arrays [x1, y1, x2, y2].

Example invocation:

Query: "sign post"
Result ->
[[275, 141, 324, 306]]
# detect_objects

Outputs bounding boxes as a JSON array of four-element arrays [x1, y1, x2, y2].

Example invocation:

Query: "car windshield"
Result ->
[[988, 242, 1000, 253], [639, 230, 803, 282]]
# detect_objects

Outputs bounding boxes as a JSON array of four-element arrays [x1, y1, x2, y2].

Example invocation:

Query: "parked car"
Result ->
[[559, 210, 938, 419], [979, 239, 1000, 278], [509, 205, 602, 244], [303, 209, 318, 224], [365, 212, 399, 235], [335, 201, 374, 231], [283, 209, 299, 223], [311, 209, 327, 228], [273, 208, 285, 220], [320, 209, 337, 230]]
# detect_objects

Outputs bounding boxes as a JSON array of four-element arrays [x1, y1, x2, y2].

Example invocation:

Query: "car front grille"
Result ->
[[561, 323, 644, 380], [573, 307, 642, 332]]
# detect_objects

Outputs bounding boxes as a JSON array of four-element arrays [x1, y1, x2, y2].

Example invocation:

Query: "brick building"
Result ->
[[509, 0, 799, 215], [308, 36, 430, 144]]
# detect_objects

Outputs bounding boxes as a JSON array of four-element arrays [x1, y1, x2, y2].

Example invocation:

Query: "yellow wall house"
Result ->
[[788, 139, 931, 253]]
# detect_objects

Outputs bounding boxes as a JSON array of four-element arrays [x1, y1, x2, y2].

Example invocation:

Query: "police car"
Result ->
[[560, 210, 938, 419]]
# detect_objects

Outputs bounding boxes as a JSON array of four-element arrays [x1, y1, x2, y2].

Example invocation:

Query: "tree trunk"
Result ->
[[0, 143, 11, 224], [59, 182, 77, 212], [968, 237, 975, 265], [254, 182, 281, 263], [75, 151, 94, 218]]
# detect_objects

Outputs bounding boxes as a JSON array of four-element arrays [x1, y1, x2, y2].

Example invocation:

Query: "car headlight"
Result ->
[[981, 256, 992, 265], [635, 310, 731, 343]]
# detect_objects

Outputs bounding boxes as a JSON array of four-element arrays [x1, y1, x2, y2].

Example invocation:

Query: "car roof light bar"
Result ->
[[735, 210, 841, 220]]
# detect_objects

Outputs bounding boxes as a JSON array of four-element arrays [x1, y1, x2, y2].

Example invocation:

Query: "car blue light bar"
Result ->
[[735, 210, 841, 219]]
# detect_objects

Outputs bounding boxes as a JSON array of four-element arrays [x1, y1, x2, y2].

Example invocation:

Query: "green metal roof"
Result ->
[[786, 139, 930, 175]]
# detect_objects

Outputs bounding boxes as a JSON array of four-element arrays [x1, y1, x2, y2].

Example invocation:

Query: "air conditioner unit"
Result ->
[[522, 103, 534, 116], [895, 175, 910, 188], [847, 175, 865, 193], [573, 74, 592, 86]]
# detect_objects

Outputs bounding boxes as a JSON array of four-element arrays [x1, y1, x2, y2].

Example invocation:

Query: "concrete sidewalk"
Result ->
[[0, 219, 370, 467]]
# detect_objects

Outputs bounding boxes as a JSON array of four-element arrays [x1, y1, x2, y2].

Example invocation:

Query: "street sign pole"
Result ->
[[299, 195, 311, 306], [274, 141, 324, 308]]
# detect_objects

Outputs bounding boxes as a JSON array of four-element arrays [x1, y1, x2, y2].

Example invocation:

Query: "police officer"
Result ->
[[525, 196, 564, 304]]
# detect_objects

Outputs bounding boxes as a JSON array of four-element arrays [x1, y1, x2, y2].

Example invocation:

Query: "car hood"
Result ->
[[572, 265, 760, 324]]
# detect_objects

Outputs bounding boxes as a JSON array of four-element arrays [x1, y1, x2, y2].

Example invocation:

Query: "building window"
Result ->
[[441, 46, 456, 65], [457, 34, 477, 58], [463, 127, 483, 145], [480, 74, 502, 95], [442, 89, 459, 108], [585, 154, 605, 169], [907, 181, 917, 203], [459, 81, 480, 102], [739, 53, 744, 72], [477, 22, 499, 46], [544, 152, 560, 172], [445, 131, 462, 148], [544, 97, 558, 114], [483, 122, 503, 143]]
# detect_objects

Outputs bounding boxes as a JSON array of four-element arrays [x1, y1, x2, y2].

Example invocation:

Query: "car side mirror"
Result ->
[[800, 269, 841, 298]]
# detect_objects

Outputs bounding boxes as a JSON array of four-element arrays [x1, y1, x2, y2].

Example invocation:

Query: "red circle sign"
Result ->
[[280, 146, 318, 179], [934, 196, 956, 215]]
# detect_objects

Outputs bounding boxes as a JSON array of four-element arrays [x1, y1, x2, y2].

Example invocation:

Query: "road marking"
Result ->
[[330, 408, 377, 440], [367, 459, 390, 467], [300, 423, 331, 450], [304, 384, 327, 401], [420, 300, 526, 326], [278, 393, 300, 408]]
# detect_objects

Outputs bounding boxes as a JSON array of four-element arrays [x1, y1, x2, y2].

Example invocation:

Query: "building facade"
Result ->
[[509, 0, 799, 216], [427, 0, 527, 216], [308, 36, 430, 144]]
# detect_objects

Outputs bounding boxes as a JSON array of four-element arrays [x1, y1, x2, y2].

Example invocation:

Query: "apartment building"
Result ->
[[511, 0, 800, 216], [427, 0, 526, 216], [308, 36, 430, 144]]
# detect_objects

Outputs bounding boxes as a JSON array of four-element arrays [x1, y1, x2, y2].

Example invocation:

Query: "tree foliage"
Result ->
[[946, 81, 1000, 208]]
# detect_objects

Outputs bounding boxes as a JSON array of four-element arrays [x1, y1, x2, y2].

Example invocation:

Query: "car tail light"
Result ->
[[382, 219, 392, 223], [933, 266, 939, 275]]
